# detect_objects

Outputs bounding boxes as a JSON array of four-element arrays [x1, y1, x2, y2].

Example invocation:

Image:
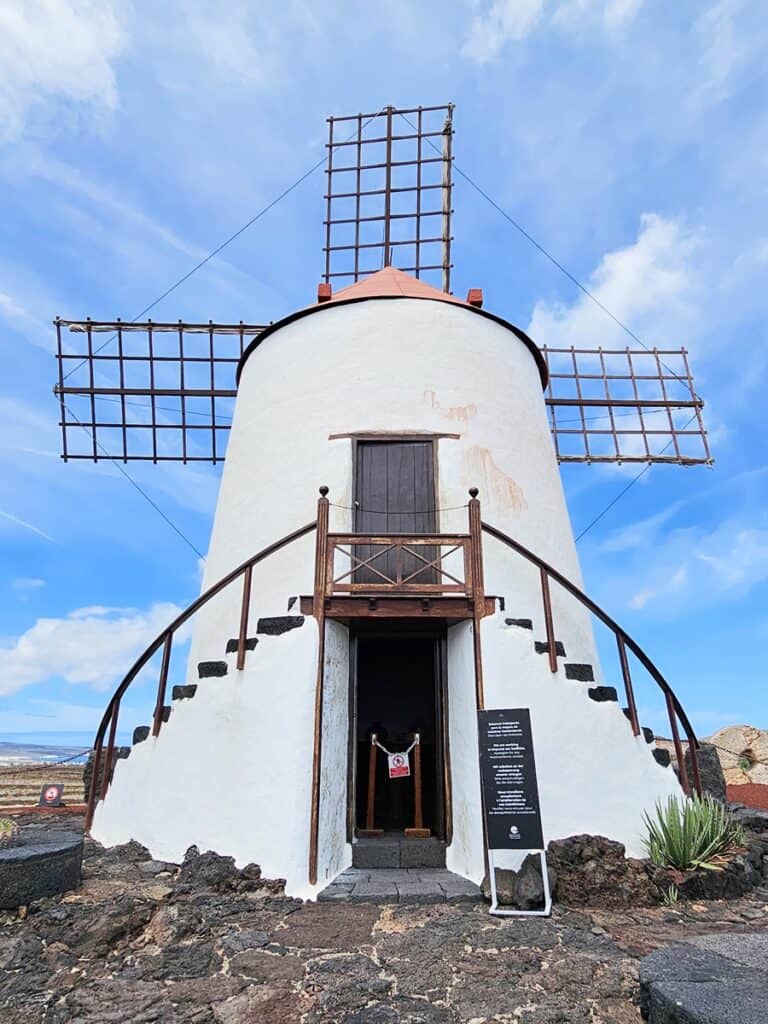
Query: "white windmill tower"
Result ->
[[54, 105, 710, 899]]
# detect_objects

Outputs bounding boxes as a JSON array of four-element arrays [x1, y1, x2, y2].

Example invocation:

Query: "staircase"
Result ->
[[503, 616, 673, 771], [116, 611, 307, 761]]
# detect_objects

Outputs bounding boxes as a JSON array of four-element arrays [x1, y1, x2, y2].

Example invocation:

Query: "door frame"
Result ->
[[346, 620, 452, 844]]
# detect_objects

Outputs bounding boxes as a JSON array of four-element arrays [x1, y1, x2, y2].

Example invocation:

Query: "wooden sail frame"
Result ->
[[54, 320, 710, 466]]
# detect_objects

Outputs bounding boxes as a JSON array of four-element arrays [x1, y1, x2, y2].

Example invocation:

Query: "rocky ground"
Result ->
[[1, 813, 767, 1023]]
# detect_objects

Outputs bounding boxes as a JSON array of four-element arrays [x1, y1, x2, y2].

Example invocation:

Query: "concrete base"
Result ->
[[0, 829, 83, 909]]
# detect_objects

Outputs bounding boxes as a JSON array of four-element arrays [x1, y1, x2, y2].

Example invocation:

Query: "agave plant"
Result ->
[[643, 795, 746, 872], [0, 818, 20, 848]]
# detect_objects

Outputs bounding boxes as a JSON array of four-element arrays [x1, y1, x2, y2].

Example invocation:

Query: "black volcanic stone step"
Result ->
[[653, 748, 671, 767], [198, 661, 227, 678], [621, 710, 657, 744], [588, 686, 618, 703], [133, 726, 150, 744], [352, 836, 446, 869], [535, 640, 566, 657], [172, 684, 197, 701], [505, 617, 533, 630], [225, 637, 258, 654], [565, 663, 595, 682], [257, 615, 305, 636]]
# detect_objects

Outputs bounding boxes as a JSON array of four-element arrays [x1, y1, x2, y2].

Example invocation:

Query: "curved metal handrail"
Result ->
[[481, 520, 702, 796], [85, 519, 317, 828]]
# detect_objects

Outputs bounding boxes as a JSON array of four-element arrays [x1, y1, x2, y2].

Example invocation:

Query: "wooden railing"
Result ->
[[84, 519, 318, 830], [481, 520, 703, 797], [325, 533, 474, 596]]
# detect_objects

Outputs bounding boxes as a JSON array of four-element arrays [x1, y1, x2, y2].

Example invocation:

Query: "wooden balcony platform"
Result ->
[[299, 594, 497, 622]]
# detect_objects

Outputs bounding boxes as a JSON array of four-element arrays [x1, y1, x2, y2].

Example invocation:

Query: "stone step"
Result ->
[[225, 637, 258, 654], [564, 663, 595, 682], [256, 615, 305, 636], [352, 835, 446, 869], [198, 661, 227, 678], [535, 640, 566, 657], [172, 684, 197, 701], [588, 686, 618, 703], [319, 867, 481, 904], [620, 709, 656, 744]]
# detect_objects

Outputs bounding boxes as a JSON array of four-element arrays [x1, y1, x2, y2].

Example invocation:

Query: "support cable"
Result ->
[[61, 108, 391, 382], [574, 413, 698, 542], [60, 400, 205, 558], [397, 112, 699, 402]]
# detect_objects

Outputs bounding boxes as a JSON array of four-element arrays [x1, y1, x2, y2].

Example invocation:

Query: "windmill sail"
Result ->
[[53, 320, 710, 465]]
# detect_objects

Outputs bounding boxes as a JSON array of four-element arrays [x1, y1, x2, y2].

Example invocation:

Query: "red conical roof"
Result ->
[[327, 266, 469, 306]]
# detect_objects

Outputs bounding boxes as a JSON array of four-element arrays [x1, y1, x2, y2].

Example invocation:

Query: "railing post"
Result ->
[[617, 635, 640, 736], [236, 565, 253, 671], [688, 738, 703, 798], [405, 733, 430, 838], [152, 633, 173, 737], [359, 734, 383, 836], [665, 691, 690, 796], [84, 734, 104, 832], [540, 568, 558, 674], [309, 486, 330, 886], [99, 703, 120, 801], [468, 488, 486, 709]]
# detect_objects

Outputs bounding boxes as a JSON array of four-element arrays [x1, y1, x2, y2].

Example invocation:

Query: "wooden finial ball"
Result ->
[[319, 485, 329, 497], [469, 487, 479, 498]]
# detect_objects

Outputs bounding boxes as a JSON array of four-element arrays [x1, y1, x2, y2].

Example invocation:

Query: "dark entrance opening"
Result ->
[[352, 630, 446, 838]]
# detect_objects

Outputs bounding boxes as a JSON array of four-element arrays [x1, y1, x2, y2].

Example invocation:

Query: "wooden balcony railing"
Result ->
[[325, 533, 474, 597]]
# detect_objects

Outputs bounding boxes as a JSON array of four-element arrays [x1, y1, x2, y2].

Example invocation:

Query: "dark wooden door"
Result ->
[[355, 441, 436, 583]]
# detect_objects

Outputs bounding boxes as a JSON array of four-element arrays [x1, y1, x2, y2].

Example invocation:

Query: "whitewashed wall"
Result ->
[[92, 614, 351, 900], [95, 296, 679, 894]]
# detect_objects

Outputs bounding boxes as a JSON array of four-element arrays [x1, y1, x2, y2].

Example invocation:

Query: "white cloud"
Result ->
[[0, 507, 55, 542], [528, 213, 700, 351], [0, 601, 183, 696], [462, 0, 546, 61], [0, 0, 130, 140], [0, 289, 52, 350], [11, 578, 46, 592], [624, 518, 768, 614], [462, 0, 645, 61], [693, 0, 756, 101], [602, 501, 685, 553]]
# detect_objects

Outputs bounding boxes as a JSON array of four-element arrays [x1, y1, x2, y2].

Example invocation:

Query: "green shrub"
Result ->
[[643, 795, 746, 871], [0, 818, 20, 847]]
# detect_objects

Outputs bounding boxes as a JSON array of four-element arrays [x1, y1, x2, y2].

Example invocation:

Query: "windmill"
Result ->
[[53, 105, 710, 899]]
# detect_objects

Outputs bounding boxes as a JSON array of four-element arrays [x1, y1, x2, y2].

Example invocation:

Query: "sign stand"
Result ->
[[487, 848, 552, 917], [478, 708, 551, 918]]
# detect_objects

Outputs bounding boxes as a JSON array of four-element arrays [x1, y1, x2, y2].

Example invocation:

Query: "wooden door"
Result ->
[[355, 441, 436, 583]]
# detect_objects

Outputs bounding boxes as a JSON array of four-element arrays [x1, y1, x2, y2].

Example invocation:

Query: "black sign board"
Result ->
[[38, 783, 64, 808], [478, 709, 544, 850]]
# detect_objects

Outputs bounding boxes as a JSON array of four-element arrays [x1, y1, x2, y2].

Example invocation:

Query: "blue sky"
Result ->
[[0, 0, 766, 746]]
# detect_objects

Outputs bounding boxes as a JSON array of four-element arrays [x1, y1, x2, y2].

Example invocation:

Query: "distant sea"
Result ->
[[0, 732, 131, 765]]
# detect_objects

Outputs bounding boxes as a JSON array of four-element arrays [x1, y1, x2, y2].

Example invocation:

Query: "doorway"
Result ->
[[349, 626, 449, 840]]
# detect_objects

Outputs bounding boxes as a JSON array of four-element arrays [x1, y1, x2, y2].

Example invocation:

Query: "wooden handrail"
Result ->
[[85, 518, 318, 829], [481, 520, 702, 796]]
